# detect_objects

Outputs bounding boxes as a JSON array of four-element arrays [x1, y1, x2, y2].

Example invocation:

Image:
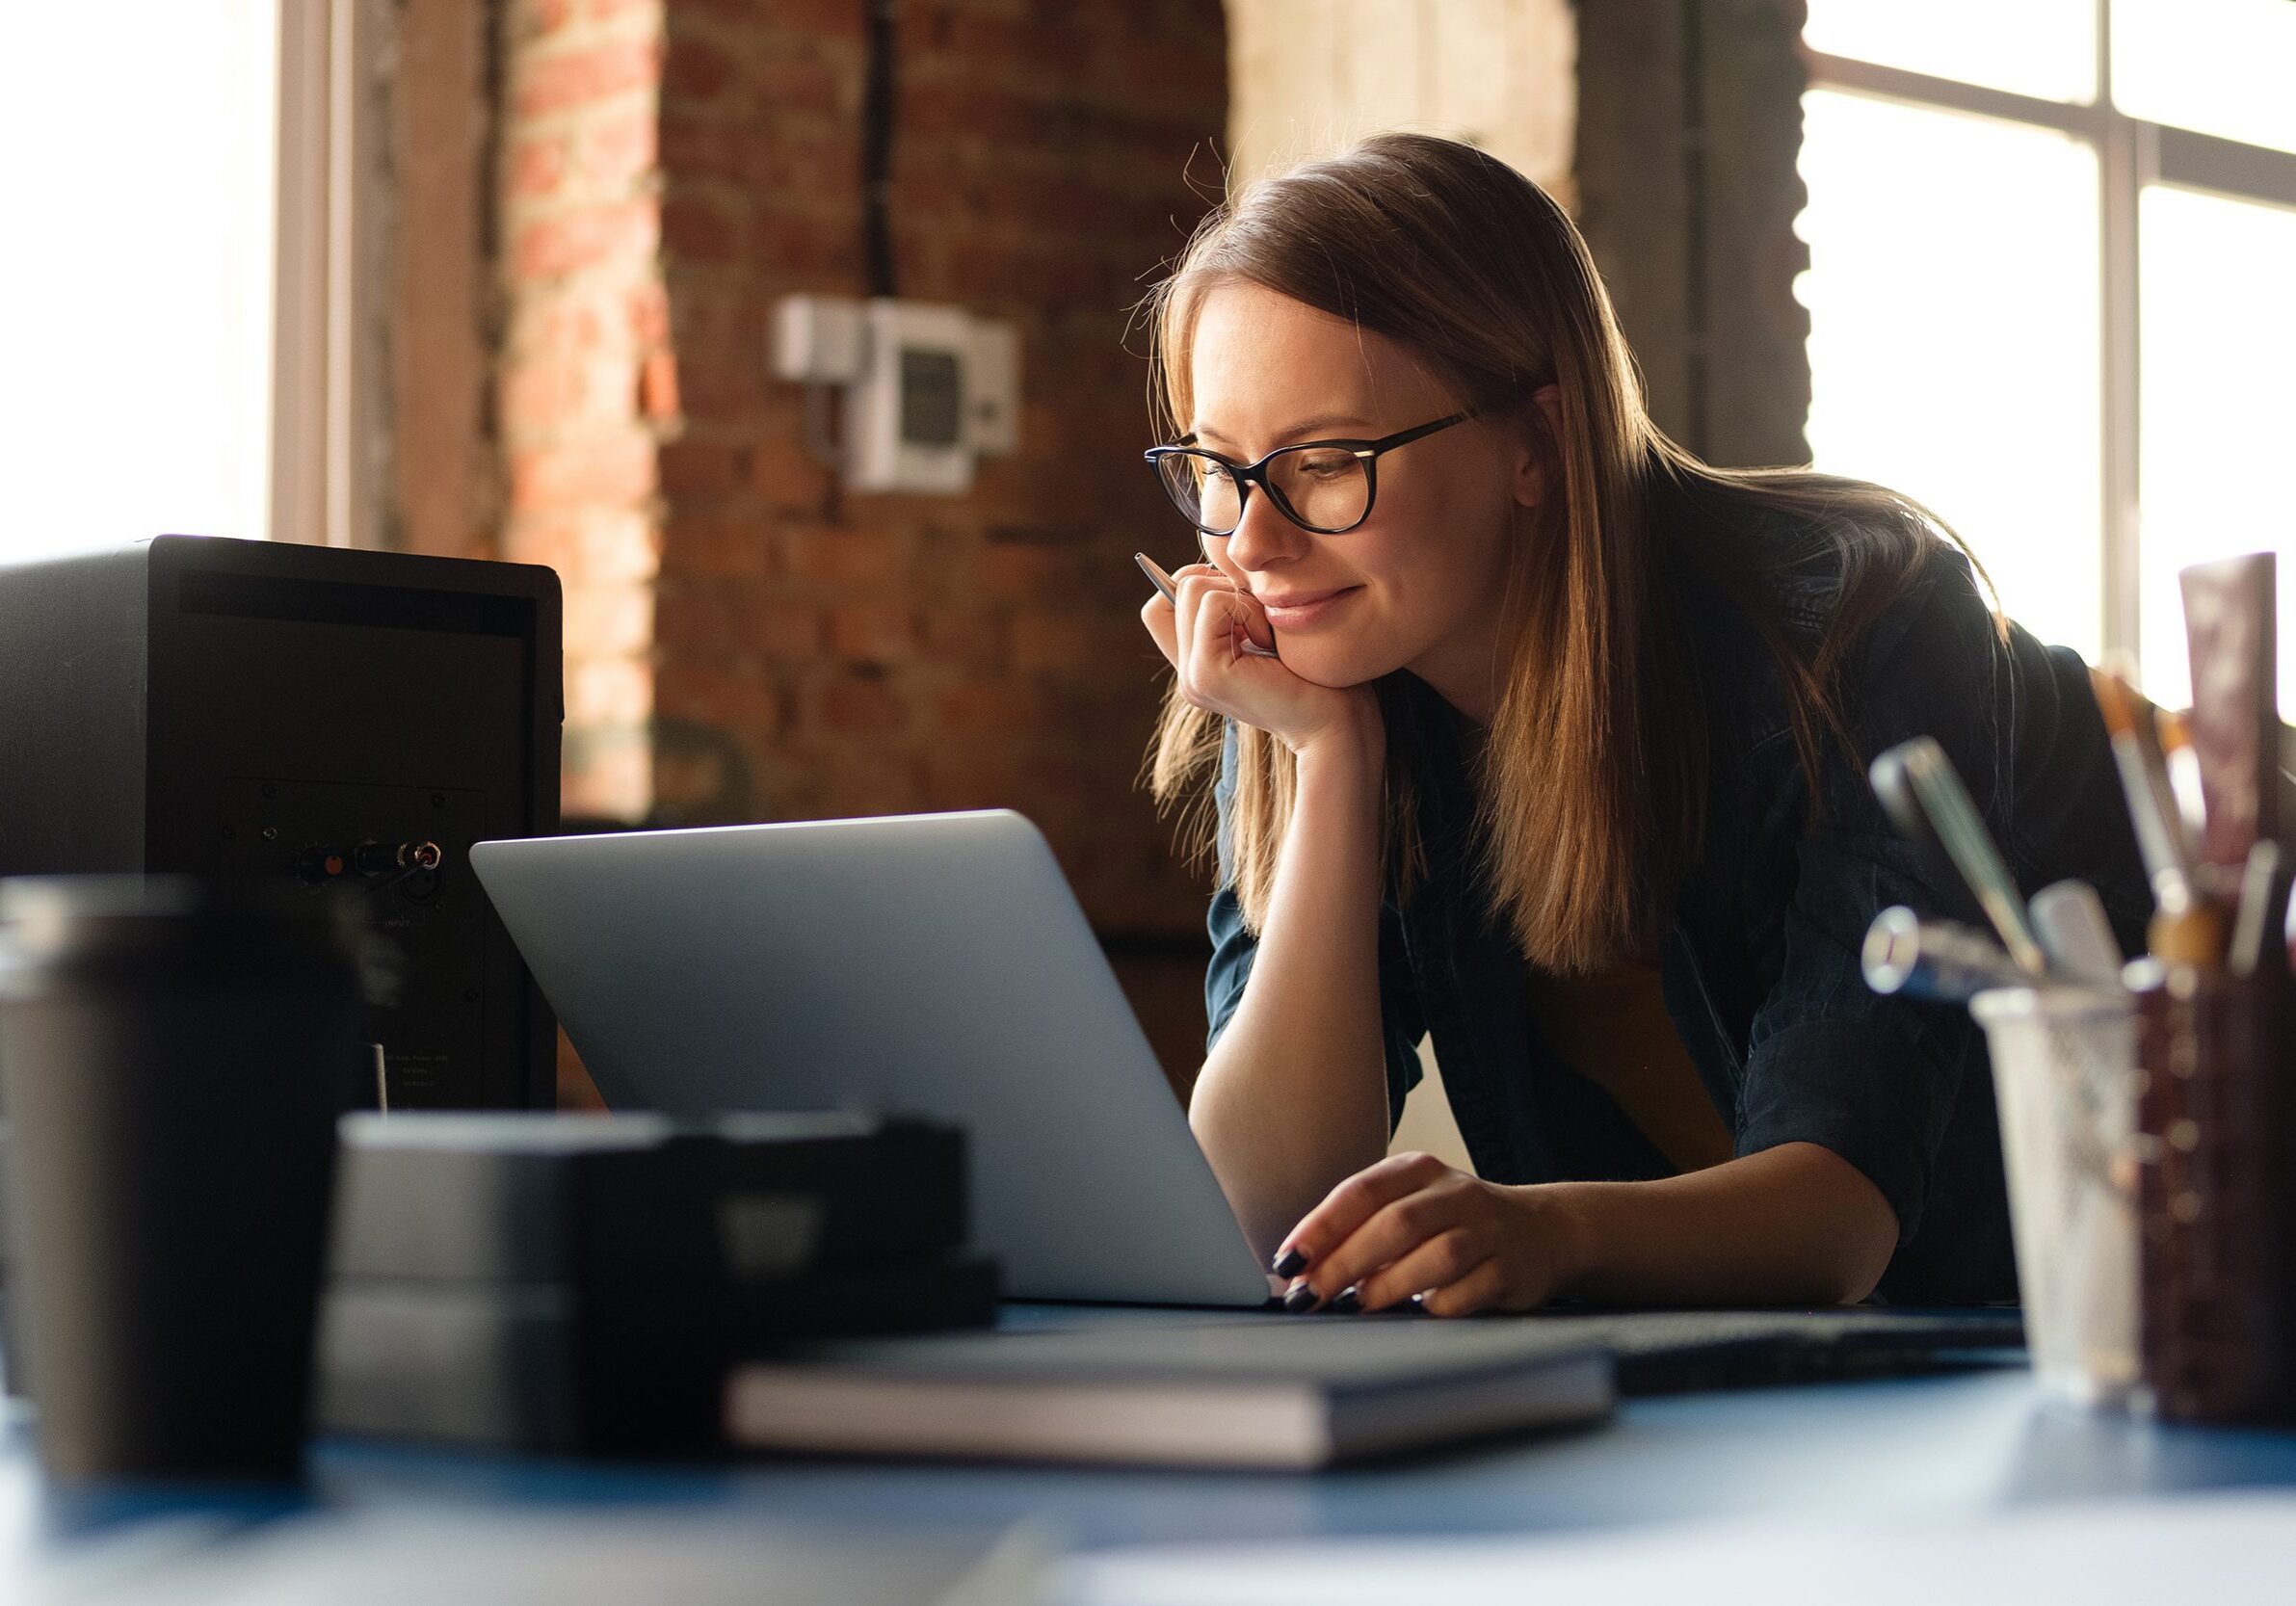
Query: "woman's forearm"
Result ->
[[1540, 1142, 1900, 1306], [1189, 718, 1392, 1259]]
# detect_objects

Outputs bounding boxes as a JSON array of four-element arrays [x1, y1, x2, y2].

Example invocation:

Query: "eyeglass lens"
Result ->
[[1158, 447, 1369, 535]]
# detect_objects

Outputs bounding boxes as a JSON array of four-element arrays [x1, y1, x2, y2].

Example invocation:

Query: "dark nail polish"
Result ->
[[1332, 1285, 1362, 1315], [1272, 1246, 1309, 1277], [1282, 1281, 1318, 1313]]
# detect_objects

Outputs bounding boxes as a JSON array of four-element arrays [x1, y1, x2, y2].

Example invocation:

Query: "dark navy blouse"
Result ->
[[1203, 501, 2151, 1303]]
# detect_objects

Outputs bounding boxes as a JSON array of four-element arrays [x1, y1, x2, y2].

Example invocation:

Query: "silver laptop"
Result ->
[[469, 811, 1272, 1306]]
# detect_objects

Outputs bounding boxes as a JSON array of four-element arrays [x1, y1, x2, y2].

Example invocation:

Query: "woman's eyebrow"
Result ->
[[1192, 412, 1374, 447]]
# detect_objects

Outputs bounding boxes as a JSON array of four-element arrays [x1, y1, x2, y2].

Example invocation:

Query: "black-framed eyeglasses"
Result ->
[[1143, 411, 1473, 537]]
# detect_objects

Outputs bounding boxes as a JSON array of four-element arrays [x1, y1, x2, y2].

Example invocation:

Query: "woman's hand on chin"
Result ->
[[1141, 563, 1379, 758], [1268, 1151, 1587, 1317]]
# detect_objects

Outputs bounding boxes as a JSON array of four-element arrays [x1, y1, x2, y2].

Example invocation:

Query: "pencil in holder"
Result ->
[[2129, 960, 2296, 1425]]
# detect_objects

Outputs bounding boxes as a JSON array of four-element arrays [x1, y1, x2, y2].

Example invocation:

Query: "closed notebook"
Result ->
[[725, 1318, 1613, 1470]]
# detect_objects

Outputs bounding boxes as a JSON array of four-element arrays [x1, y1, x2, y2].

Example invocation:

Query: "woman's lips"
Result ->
[[1256, 586, 1360, 629]]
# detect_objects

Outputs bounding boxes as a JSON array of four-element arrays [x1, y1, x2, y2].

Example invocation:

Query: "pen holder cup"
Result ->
[[2129, 961, 2296, 1426], [1970, 986, 2142, 1407]]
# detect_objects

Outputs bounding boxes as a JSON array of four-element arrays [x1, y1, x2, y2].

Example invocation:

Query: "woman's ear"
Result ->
[[1510, 384, 1564, 510]]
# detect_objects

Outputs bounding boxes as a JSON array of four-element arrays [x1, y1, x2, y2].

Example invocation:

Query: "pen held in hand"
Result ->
[[1135, 552, 1280, 658]]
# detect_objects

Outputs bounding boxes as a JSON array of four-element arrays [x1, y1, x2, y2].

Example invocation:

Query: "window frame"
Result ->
[[1803, 0, 2296, 679], [272, 0, 383, 551]]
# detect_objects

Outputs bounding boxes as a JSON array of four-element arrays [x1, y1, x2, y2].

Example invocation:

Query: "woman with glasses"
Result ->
[[1137, 132, 2149, 1316]]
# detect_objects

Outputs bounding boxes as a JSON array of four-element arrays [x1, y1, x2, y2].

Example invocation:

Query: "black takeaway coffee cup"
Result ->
[[0, 877, 365, 1482]]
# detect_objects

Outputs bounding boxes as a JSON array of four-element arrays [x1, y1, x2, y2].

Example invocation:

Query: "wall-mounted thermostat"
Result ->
[[770, 295, 1020, 495]]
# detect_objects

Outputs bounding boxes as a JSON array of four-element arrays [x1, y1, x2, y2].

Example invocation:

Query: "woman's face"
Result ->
[[1182, 281, 1543, 717]]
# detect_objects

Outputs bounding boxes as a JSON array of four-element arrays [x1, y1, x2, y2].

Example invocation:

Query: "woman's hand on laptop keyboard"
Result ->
[[1272, 1144, 1900, 1312], [1269, 1151, 1584, 1317]]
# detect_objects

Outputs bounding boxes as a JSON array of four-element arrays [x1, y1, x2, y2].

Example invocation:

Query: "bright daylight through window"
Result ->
[[0, 4, 280, 565], [1798, 0, 2296, 714]]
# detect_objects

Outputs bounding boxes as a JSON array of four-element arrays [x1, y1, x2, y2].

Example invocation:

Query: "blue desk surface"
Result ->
[[8, 1308, 2296, 1582]]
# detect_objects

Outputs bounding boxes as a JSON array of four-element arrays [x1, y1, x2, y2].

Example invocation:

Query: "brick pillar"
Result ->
[[497, 0, 678, 821]]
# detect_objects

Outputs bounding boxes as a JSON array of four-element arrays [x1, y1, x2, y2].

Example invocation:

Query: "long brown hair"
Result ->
[[1142, 132, 1973, 975]]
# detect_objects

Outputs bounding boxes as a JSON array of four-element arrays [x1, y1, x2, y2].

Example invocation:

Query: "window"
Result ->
[[1799, 0, 2296, 713], [0, 2, 356, 567], [0, 5, 279, 563]]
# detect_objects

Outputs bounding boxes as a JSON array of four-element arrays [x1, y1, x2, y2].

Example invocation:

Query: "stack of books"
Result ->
[[318, 1111, 993, 1455]]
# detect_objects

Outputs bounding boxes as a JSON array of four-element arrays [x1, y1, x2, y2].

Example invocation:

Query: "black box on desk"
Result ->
[[0, 535, 562, 1109], [317, 1112, 995, 1455]]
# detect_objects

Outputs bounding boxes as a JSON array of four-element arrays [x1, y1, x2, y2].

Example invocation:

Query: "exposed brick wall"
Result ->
[[648, 0, 1229, 1082], [497, 0, 680, 822]]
